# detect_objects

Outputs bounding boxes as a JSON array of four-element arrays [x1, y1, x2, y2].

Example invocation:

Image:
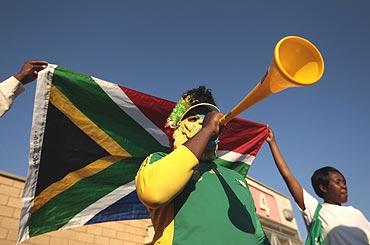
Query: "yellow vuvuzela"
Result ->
[[220, 36, 325, 125]]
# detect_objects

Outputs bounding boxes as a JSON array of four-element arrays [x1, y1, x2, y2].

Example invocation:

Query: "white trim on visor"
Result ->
[[179, 102, 220, 123]]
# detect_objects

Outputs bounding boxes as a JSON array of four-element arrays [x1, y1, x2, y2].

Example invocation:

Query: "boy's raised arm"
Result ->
[[266, 128, 305, 210]]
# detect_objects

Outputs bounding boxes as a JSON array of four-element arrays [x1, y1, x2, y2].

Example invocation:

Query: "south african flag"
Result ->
[[18, 65, 268, 242]]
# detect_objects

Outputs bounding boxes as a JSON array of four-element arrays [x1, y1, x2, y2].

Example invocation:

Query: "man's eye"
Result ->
[[187, 116, 199, 122]]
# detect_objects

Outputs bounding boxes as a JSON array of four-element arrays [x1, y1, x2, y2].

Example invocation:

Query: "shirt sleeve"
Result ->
[[0, 76, 25, 117], [135, 145, 199, 209], [299, 188, 319, 225], [356, 209, 370, 233]]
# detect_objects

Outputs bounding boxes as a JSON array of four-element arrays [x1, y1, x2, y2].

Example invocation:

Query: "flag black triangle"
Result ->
[[35, 102, 110, 196]]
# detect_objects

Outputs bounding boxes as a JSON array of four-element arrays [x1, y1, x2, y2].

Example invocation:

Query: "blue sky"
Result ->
[[1, 0, 369, 240]]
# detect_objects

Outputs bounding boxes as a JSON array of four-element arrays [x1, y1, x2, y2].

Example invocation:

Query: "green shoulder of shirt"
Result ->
[[146, 152, 168, 164]]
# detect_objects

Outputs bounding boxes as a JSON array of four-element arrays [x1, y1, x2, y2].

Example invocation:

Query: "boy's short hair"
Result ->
[[182, 86, 217, 107], [311, 166, 343, 198], [165, 86, 217, 130]]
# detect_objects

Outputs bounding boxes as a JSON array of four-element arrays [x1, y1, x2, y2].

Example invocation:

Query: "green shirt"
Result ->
[[136, 147, 269, 245]]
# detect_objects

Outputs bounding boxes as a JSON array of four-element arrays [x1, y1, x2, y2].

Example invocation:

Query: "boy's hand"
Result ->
[[202, 111, 223, 139], [183, 111, 223, 161], [15, 60, 49, 85], [266, 127, 276, 144]]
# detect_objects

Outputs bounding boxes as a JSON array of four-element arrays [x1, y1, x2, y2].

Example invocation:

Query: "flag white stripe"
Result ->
[[62, 181, 136, 228], [93, 77, 170, 148], [18, 65, 58, 243], [217, 150, 255, 165]]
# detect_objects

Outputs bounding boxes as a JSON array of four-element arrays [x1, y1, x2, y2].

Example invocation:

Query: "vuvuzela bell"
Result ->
[[220, 36, 325, 125]]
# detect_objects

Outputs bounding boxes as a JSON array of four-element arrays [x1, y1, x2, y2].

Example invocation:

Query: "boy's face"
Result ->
[[172, 113, 217, 161], [173, 114, 204, 149], [322, 171, 348, 204]]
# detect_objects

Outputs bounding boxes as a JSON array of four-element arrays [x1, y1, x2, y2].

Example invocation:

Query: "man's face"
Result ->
[[322, 171, 348, 204], [173, 114, 204, 149], [172, 114, 217, 161]]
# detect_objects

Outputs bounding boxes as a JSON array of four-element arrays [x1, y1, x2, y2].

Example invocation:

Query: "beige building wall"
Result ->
[[0, 172, 152, 245], [247, 176, 302, 245], [247, 176, 299, 229]]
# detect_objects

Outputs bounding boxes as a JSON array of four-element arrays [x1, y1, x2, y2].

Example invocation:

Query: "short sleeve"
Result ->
[[299, 188, 319, 225]]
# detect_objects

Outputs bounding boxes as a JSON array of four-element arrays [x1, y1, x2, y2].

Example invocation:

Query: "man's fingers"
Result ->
[[29, 60, 48, 66], [32, 64, 48, 71]]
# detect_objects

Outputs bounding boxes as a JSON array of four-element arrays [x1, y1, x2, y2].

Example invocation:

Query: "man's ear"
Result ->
[[319, 184, 327, 194]]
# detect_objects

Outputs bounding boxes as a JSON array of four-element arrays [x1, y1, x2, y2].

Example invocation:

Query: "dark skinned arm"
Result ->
[[266, 128, 305, 210], [184, 111, 223, 160]]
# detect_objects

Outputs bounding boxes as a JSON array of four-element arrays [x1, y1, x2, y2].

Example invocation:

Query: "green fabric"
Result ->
[[213, 158, 251, 177], [305, 203, 326, 245], [150, 152, 269, 245], [52, 67, 168, 157], [29, 157, 140, 236], [147, 152, 168, 164]]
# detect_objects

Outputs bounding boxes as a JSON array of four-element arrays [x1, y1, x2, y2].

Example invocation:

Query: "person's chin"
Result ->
[[341, 193, 348, 203]]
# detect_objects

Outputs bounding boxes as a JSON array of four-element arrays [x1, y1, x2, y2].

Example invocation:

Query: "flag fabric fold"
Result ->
[[19, 65, 268, 242]]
